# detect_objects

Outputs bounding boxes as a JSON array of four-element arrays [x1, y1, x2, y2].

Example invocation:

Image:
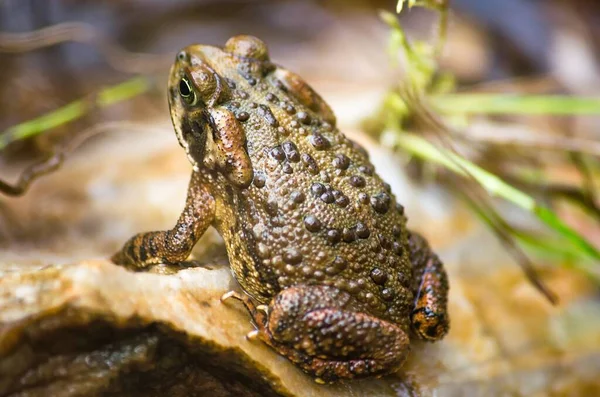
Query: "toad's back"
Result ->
[[198, 42, 414, 329]]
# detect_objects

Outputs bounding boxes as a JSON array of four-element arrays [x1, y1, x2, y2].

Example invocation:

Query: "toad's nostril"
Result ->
[[176, 50, 189, 62]]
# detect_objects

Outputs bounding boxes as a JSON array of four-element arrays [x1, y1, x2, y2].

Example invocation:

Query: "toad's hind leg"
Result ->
[[111, 172, 215, 269], [408, 231, 450, 341], [225, 285, 410, 383]]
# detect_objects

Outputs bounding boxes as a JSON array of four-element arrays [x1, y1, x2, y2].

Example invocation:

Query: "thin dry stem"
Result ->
[[0, 121, 148, 197], [0, 22, 170, 74], [453, 121, 600, 157]]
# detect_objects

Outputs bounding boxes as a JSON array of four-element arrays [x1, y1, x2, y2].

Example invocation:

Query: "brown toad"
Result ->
[[112, 35, 450, 383]]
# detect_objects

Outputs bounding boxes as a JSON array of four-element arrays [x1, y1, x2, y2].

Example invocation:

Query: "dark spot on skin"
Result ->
[[356, 222, 370, 239], [370, 268, 388, 285], [359, 165, 373, 176], [236, 111, 250, 122], [225, 78, 237, 89], [249, 103, 257, 109], [290, 191, 305, 203], [283, 103, 296, 114], [237, 63, 255, 85], [283, 248, 302, 265], [126, 240, 136, 261], [326, 229, 341, 244], [301, 153, 319, 175], [273, 79, 287, 92], [382, 288, 395, 301], [253, 172, 266, 188], [297, 111, 311, 125], [370, 239, 381, 253], [237, 91, 249, 99], [335, 195, 349, 208], [282, 141, 300, 162], [332, 154, 350, 170], [349, 175, 366, 188], [426, 325, 439, 338], [378, 233, 391, 249], [282, 163, 293, 174], [383, 182, 392, 192], [148, 241, 158, 258], [309, 133, 330, 150], [358, 192, 369, 204], [230, 101, 240, 108], [266, 93, 278, 102], [332, 256, 347, 270], [396, 203, 405, 215], [342, 227, 356, 243], [199, 301, 212, 308], [325, 266, 340, 276], [258, 104, 279, 127], [304, 215, 322, 232], [392, 241, 403, 255], [138, 244, 148, 261], [311, 183, 326, 196], [265, 200, 278, 217], [320, 192, 334, 204], [371, 192, 391, 214], [392, 225, 402, 237], [270, 146, 286, 162]]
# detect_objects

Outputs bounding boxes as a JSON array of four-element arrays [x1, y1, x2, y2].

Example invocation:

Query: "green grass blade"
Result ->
[[389, 131, 600, 261], [0, 76, 151, 150], [432, 94, 600, 115], [0, 101, 85, 149]]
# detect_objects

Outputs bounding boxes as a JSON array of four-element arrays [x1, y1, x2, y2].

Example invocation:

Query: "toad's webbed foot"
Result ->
[[223, 285, 410, 383]]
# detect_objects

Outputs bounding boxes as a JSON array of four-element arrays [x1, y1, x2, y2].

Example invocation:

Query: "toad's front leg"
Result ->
[[111, 172, 215, 269], [224, 285, 410, 383]]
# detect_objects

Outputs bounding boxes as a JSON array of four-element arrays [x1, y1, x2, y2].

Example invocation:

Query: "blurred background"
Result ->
[[1, 1, 599, 395], [1, 0, 599, 152]]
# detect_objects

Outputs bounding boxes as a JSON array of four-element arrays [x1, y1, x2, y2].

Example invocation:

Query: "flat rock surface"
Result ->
[[1, 119, 599, 396]]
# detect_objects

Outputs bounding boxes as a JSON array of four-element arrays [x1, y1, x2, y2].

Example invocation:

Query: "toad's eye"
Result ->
[[179, 77, 196, 105]]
